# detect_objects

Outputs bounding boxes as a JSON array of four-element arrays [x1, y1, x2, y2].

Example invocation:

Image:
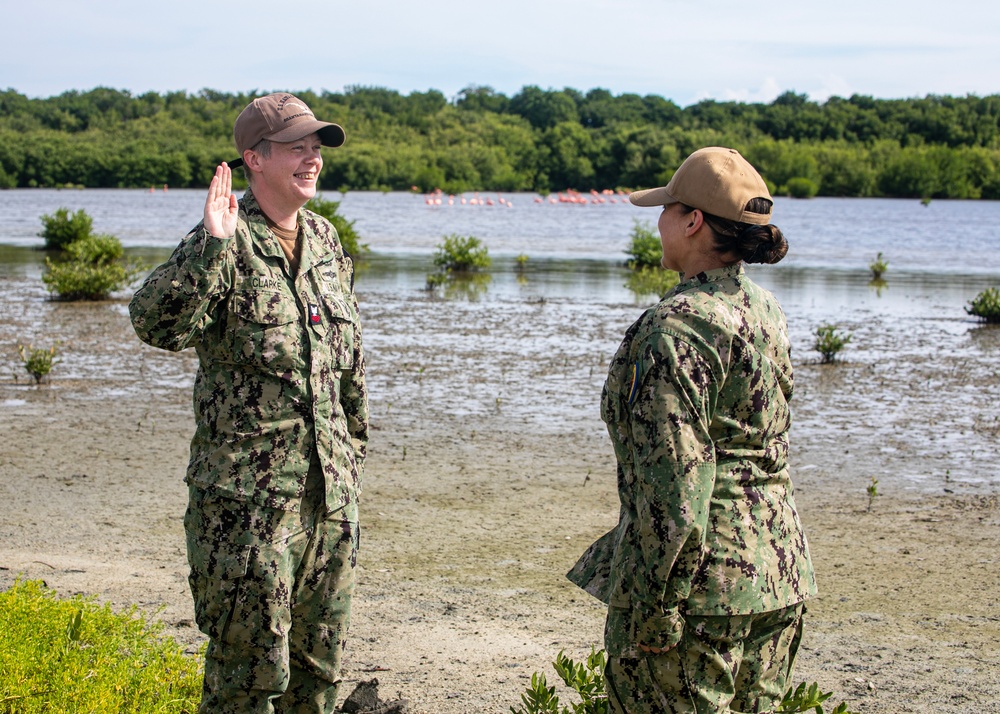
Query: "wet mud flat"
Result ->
[[1, 271, 998, 714]]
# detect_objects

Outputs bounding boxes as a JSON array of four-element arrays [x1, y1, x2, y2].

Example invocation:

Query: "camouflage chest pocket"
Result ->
[[313, 289, 357, 370], [227, 288, 302, 368]]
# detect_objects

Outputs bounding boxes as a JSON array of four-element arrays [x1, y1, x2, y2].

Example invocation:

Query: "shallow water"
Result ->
[[1, 190, 998, 496], [3, 189, 1000, 272]]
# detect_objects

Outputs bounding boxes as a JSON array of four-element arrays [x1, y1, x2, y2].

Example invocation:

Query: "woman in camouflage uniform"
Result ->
[[571, 147, 817, 713]]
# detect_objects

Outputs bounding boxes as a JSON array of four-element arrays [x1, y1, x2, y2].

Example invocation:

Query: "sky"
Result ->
[[3, 0, 999, 107]]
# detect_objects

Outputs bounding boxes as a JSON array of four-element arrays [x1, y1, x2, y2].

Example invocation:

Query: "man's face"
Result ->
[[255, 132, 323, 210]]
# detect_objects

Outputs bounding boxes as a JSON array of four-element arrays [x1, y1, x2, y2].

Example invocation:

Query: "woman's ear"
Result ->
[[685, 208, 704, 236]]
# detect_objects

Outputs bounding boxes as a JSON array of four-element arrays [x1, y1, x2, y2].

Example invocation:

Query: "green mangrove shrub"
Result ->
[[43, 242, 146, 300], [38, 210, 146, 300], [813, 324, 852, 363], [780, 681, 856, 713], [64, 233, 125, 264], [433, 234, 491, 273], [17, 343, 59, 384], [869, 252, 888, 279], [966, 287, 1000, 323], [39, 207, 94, 250], [623, 220, 678, 299], [624, 220, 661, 269]]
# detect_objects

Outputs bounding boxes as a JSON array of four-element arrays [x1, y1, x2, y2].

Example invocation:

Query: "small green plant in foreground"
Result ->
[[780, 681, 856, 713], [0, 579, 202, 713], [433, 233, 491, 273], [869, 252, 888, 279], [17, 343, 59, 384], [813, 324, 852, 364], [511, 649, 854, 714], [511, 648, 608, 714], [965, 287, 1000, 323], [866, 476, 880, 512]]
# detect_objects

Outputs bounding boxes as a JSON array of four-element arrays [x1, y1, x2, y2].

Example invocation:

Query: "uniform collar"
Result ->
[[241, 188, 286, 261], [671, 263, 744, 296], [242, 189, 340, 275]]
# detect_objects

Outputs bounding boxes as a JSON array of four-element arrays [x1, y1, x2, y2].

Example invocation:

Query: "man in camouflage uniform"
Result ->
[[130, 93, 367, 714], [569, 147, 817, 713]]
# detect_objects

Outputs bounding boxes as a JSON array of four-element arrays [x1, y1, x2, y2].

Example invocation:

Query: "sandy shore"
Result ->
[[1, 274, 998, 713]]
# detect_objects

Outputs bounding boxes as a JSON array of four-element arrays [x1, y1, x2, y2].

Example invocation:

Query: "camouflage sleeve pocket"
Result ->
[[629, 336, 710, 467], [629, 379, 696, 466]]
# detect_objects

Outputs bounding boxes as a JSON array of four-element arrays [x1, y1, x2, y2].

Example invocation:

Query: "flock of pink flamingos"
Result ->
[[419, 187, 631, 207]]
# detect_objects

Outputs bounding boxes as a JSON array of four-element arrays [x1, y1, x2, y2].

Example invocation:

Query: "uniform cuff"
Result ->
[[186, 227, 233, 260], [633, 607, 685, 650]]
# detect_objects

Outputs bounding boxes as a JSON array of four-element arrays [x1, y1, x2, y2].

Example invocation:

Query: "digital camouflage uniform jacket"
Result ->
[[129, 189, 368, 517], [569, 264, 816, 656]]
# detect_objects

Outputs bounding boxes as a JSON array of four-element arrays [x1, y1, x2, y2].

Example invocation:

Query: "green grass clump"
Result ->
[[0, 579, 202, 713], [813, 324, 852, 363], [965, 287, 1000, 323]]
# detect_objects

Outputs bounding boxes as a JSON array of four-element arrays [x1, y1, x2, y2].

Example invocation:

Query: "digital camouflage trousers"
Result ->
[[184, 470, 358, 714], [606, 603, 805, 714]]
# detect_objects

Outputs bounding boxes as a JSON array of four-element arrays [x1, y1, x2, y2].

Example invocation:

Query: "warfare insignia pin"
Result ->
[[627, 362, 639, 405]]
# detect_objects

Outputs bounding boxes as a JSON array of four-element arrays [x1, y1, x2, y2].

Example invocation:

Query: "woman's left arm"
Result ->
[[627, 331, 717, 652]]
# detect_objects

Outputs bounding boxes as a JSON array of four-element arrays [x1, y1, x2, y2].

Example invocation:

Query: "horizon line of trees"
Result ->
[[2, 86, 1000, 199]]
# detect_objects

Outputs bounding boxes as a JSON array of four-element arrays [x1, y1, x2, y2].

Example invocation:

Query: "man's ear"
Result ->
[[243, 149, 263, 173]]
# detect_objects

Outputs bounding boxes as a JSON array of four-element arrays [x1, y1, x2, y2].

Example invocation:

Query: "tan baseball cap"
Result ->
[[629, 147, 772, 225], [228, 93, 346, 168]]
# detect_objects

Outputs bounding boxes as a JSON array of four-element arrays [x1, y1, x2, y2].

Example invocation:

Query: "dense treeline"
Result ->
[[2, 86, 1000, 198]]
